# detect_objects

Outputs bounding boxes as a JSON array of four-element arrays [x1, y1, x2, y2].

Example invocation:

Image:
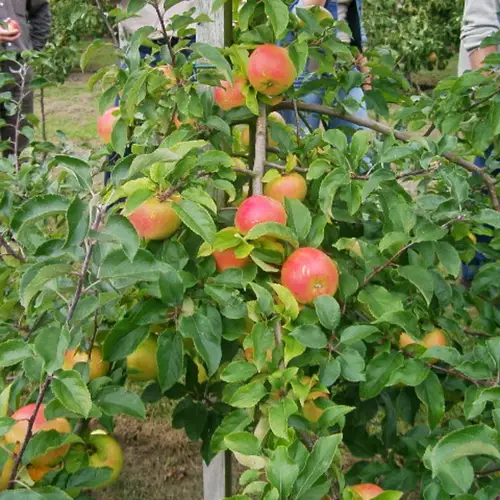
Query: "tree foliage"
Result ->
[[0, 0, 498, 499]]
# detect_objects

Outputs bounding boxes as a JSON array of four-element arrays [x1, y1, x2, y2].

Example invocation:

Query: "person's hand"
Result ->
[[0, 18, 21, 43]]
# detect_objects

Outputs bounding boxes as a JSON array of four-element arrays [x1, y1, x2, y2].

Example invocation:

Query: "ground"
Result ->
[[36, 56, 452, 499]]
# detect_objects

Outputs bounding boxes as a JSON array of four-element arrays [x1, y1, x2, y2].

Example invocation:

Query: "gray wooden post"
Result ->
[[196, 1, 232, 499]]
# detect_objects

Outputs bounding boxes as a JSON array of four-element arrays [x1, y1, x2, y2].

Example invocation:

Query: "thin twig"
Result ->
[[13, 63, 28, 172], [8, 376, 52, 488], [277, 101, 500, 211], [252, 103, 267, 195], [0, 235, 25, 263], [94, 0, 119, 47], [152, 0, 176, 67], [292, 100, 300, 142], [476, 465, 500, 476]]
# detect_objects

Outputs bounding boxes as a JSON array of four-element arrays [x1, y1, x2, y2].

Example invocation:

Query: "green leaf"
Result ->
[[415, 371, 444, 429], [475, 208, 500, 229], [34, 326, 69, 375], [192, 43, 232, 81], [358, 285, 403, 319], [263, 0, 289, 39], [269, 397, 298, 439], [211, 409, 252, 452], [96, 386, 146, 419], [290, 325, 328, 349], [229, 382, 267, 408], [0, 384, 12, 416], [318, 168, 350, 218], [250, 283, 274, 317], [64, 197, 89, 248], [360, 352, 405, 399], [399, 266, 434, 305], [52, 370, 92, 418], [11, 195, 70, 237], [435, 242, 462, 278], [103, 322, 149, 361], [314, 296, 341, 331], [111, 118, 128, 157], [350, 130, 372, 165], [157, 332, 183, 392], [52, 155, 92, 191], [100, 215, 140, 261], [0, 340, 32, 368], [23, 430, 82, 465], [21, 263, 72, 308], [224, 432, 261, 456], [172, 199, 216, 244], [0, 417, 14, 436], [390, 359, 430, 387], [98, 249, 160, 281], [340, 325, 379, 346], [285, 198, 312, 243], [246, 222, 299, 248], [270, 283, 300, 320], [429, 425, 500, 478], [159, 266, 185, 306], [319, 358, 341, 387], [339, 348, 365, 382], [221, 361, 258, 383], [292, 434, 342, 499], [179, 313, 221, 376], [128, 148, 179, 177], [379, 232, 409, 252], [323, 130, 348, 152], [267, 446, 300, 499], [381, 146, 413, 163], [318, 405, 355, 428]]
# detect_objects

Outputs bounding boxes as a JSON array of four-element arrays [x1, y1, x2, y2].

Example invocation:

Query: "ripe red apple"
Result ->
[[213, 248, 250, 272], [97, 107, 120, 144], [5, 404, 71, 468], [214, 76, 246, 110], [281, 248, 339, 303], [264, 173, 307, 203], [126, 334, 158, 381], [0, 19, 21, 36], [235, 195, 287, 234], [127, 195, 182, 241], [63, 347, 110, 381], [247, 45, 297, 96], [156, 64, 176, 88], [350, 483, 384, 500], [88, 431, 124, 488]]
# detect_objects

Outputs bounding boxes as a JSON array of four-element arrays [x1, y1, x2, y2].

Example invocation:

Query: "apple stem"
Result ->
[[8, 375, 52, 488], [277, 100, 500, 212], [252, 103, 267, 196]]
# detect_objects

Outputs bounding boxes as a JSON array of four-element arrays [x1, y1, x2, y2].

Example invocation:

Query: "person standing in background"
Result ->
[[0, 0, 51, 154], [280, 0, 371, 136]]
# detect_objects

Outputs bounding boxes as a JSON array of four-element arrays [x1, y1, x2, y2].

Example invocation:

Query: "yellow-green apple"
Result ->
[[350, 483, 384, 500], [281, 248, 339, 303], [127, 195, 182, 241], [264, 173, 307, 203], [88, 431, 124, 488], [213, 248, 250, 272], [126, 334, 158, 381], [423, 329, 447, 348], [267, 111, 287, 147], [232, 157, 247, 171], [156, 64, 176, 88], [97, 107, 120, 144], [399, 333, 417, 349], [63, 347, 110, 381], [5, 404, 71, 468], [214, 76, 246, 110], [247, 45, 297, 95], [235, 195, 287, 234]]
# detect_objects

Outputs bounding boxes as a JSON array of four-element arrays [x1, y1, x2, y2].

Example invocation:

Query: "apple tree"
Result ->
[[0, 1, 498, 499]]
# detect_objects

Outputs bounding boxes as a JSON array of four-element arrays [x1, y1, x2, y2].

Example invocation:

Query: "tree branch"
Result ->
[[252, 103, 267, 196], [8, 376, 52, 488], [277, 101, 500, 211], [94, 0, 119, 48], [0, 235, 25, 263], [152, 0, 176, 67]]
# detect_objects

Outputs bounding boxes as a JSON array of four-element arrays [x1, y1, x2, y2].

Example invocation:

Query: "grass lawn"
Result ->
[[34, 54, 456, 499]]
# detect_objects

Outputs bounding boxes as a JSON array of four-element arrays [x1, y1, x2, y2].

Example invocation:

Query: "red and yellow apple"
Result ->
[[350, 483, 384, 500], [0, 19, 21, 36], [213, 248, 250, 272], [281, 248, 339, 303], [127, 195, 182, 241], [5, 404, 71, 468], [126, 334, 158, 381], [264, 173, 307, 203], [97, 107, 120, 144], [214, 76, 246, 110], [247, 44, 297, 96], [63, 347, 110, 381], [235, 195, 287, 234], [88, 431, 124, 488], [399, 329, 447, 350]]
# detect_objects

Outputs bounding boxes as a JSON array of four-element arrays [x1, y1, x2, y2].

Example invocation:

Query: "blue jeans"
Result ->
[[280, 85, 368, 135]]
